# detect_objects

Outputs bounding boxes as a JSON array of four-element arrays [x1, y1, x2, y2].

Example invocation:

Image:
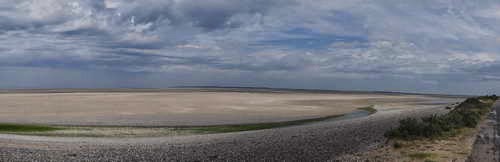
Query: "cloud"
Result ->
[[1, 0, 500, 94], [475, 5, 500, 19]]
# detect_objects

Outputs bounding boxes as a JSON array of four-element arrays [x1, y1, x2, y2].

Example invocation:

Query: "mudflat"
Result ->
[[0, 89, 461, 126]]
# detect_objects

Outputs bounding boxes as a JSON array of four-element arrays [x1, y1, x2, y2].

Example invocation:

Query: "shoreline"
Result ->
[[0, 87, 471, 98]]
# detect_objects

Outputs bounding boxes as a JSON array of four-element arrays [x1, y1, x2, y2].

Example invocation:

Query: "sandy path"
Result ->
[[0, 105, 451, 161], [467, 101, 500, 162]]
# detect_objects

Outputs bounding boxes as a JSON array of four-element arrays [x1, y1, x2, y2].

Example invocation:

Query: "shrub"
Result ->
[[460, 111, 481, 127], [422, 121, 445, 138], [443, 111, 465, 128], [393, 141, 403, 149], [385, 118, 423, 139], [385, 95, 496, 140]]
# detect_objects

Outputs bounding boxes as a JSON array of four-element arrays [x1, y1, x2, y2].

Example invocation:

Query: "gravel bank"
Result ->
[[0, 105, 449, 162]]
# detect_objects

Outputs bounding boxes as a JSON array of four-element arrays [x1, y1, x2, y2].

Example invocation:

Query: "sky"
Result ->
[[1, 0, 500, 95]]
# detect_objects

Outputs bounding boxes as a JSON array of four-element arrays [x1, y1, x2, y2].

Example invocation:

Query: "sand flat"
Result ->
[[0, 90, 462, 126]]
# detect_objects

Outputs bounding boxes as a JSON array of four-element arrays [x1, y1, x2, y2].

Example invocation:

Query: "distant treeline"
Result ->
[[385, 95, 498, 140]]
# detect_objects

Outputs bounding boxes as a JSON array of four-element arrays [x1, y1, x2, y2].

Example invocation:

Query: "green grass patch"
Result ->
[[408, 152, 435, 159], [178, 114, 344, 133], [0, 123, 61, 132], [358, 105, 377, 114]]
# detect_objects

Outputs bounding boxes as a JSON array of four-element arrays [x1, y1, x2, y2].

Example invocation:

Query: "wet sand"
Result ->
[[0, 90, 460, 126]]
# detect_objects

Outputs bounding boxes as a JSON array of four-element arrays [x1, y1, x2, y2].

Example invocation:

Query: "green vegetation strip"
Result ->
[[180, 106, 376, 133], [180, 114, 345, 133], [358, 105, 377, 113], [0, 115, 346, 136], [385, 95, 498, 140], [0, 123, 61, 132]]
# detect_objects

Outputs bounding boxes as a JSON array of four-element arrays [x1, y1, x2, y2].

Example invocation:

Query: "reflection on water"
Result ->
[[324, 110, 372, 122]]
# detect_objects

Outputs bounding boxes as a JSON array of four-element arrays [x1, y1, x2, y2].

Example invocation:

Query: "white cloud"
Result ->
[[2, 0, 500, 94], [476, 5, 500, 19], [104, 0, 121, 9], [449, 52, 497, 65]]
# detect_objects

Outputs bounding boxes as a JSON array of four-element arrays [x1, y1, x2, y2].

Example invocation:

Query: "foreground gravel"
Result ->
[[0, 107, 448, 161]]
